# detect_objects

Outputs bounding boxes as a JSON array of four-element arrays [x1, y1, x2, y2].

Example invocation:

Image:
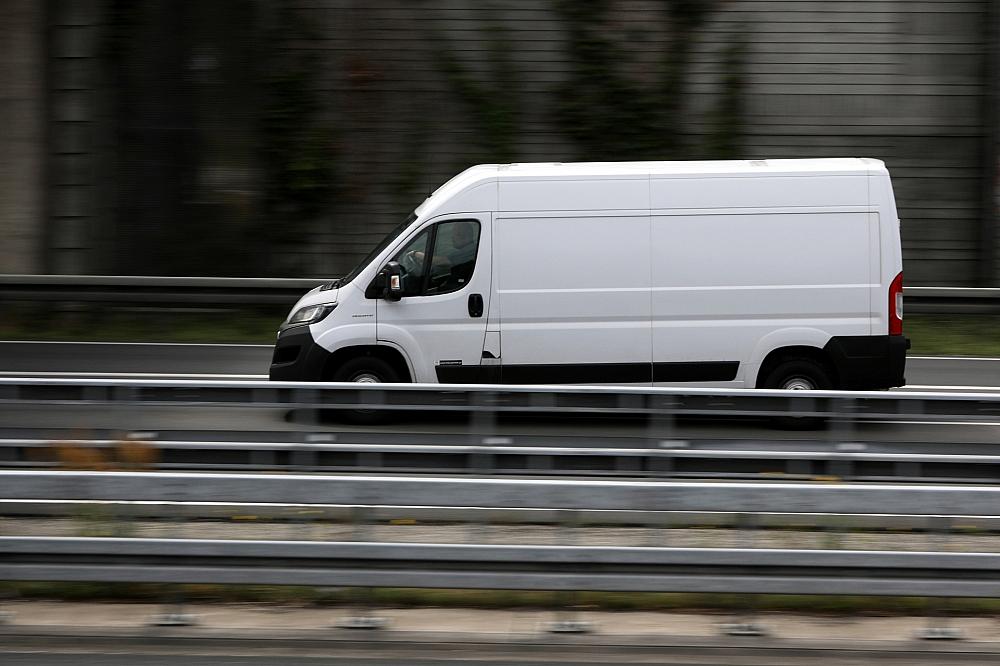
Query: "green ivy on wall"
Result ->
[[555, 0, 744, 160], [703, 26, 747, 159], [427, 7, 521, 164], [258, 2, 337, 270]]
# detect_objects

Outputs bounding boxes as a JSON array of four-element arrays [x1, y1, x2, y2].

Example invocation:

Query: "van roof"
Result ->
[[498, 158, 884, 178], [415, 158, 886, 218]]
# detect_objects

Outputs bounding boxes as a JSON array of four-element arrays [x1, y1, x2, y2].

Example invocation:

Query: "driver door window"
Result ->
[[392, 228, 431, 297], [389, 220, 480, 297]]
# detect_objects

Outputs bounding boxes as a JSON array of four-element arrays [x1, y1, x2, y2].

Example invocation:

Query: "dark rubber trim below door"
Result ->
[[436, 361, 739, 385], [653, 361, 739, 382]]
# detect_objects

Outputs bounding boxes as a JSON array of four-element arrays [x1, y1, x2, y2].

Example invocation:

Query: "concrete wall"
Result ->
[[2, 1, 995, 284], [0, 0, 45, 274], [294, 0, 993, 285], [47, 0, 104, 275]]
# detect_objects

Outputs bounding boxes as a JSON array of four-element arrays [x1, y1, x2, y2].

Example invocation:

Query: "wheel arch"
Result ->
[[323, 344, 413, 383], [755, 345, 838, 389]]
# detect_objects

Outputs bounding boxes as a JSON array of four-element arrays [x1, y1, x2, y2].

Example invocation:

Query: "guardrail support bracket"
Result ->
[[546, 619, 592, 634], [335, 616, 388, 630], [721, 622, 767, 637], [150, 612, 198, 627], [916, 626, 964, 640]]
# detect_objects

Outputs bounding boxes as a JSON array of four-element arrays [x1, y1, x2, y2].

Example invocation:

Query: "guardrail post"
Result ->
[[822, 513, 848, 551], [296, 433, 332, 471], [150, 515, 197, 626], [151, 590, 197, 627], [829, 396, 858, 480], [827, 398, 867, 481], [470, 390, 500, 475], [646, 391, 678, 477], [652, 440, 687, 479], [290, 505, 323, 540], [645, 510, 670, 547], [465, 506, 493, 546], [721, 513, 766, 637], [916, 516, 963, 640], [335, 506, 386, 630], [472, 388, 499, 439], [0, 584, 14, 624], [547, 509, 592, 634], [646, 387, 686, 481], [3, 466, 27, 623], [834, 442, 865, 481]]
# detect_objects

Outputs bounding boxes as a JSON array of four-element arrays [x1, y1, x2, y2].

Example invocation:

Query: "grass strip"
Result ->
[[4, 583, 1000, 616], [904, 314, 1000, 357]]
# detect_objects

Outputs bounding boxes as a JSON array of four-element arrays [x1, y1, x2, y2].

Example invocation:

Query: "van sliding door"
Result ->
[[495, 214, 652, 385]]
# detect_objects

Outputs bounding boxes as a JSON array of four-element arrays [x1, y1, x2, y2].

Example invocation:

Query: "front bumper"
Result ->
[[268, 326, 331, 381]]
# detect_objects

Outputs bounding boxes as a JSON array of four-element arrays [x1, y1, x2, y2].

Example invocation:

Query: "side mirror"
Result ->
[[383, 261, 402, 301]]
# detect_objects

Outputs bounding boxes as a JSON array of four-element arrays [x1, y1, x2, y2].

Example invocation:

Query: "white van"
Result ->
[[270, 159, 907, 391]]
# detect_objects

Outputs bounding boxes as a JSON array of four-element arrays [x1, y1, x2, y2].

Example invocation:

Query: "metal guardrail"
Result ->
[[2, 536, 999, 597], [3, 470, 999, 516], [2, 378, 1000, 421], [5, 435, 1000, 484], [906, 286, 1000, 314], [2, 379, 998, 484], [1, 275, 999, 312], [5, 470, 999, 600], [0, 274, 322, 305]]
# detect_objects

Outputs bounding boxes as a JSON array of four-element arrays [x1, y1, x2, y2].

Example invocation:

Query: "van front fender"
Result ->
[[376, 323, 434, 383]]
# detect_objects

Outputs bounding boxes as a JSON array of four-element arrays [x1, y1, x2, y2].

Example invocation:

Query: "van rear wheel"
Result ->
[[764, 358, 832, 391], [332, 357, 400, 424], [762, 358, 832, 429]]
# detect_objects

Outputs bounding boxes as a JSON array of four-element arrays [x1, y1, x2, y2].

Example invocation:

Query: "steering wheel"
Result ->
[[399, 250, 422, 274]]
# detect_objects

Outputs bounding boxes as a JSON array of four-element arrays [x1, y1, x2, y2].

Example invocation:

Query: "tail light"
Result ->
[[889, 271, 903, 335]]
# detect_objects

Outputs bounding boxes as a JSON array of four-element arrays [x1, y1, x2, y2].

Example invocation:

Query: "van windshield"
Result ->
[[336, 212, 417, 287]]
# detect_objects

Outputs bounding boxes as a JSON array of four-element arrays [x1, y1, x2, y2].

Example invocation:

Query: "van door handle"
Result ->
[[468, 293, 484, 318]]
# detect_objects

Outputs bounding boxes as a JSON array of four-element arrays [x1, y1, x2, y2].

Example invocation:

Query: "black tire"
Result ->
[[331, 357, 401, 424], [762, 358, 832, 391], [762, 358, 832, 430], [332, 356, 399, 384]]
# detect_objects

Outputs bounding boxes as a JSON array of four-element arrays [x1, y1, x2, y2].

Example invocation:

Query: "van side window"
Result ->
[[389, 219, 480, 297]]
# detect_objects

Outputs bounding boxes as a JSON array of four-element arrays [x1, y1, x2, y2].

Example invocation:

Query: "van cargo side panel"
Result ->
[[496, 214, 652, 383], [650, 175, 867, 209], [501, 178, 648, 211], [651, 211, 872, 386]]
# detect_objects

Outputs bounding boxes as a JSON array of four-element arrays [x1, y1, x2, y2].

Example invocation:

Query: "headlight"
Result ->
[[282, 303, 337, 330]]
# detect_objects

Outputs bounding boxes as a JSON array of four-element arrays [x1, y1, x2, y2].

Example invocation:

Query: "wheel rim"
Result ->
[[351, 372, 382, 383], [782, 376, 816, 390]]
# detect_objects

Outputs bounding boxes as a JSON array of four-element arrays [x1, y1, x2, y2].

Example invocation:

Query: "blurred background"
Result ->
[[1, 0, 997, 285]]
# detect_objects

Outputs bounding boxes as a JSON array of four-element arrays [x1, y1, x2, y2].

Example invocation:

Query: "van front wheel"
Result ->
[[331, 357, 400, 424], [333, 357, 399, 384]]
